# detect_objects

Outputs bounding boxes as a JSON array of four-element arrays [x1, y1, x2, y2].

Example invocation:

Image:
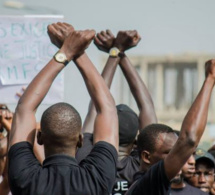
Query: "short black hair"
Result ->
[[41, 102, 82, 146], [137, 123, 175, 156]]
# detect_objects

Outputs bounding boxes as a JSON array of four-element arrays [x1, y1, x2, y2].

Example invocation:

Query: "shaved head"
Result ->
[[41, 103, 82, 147]]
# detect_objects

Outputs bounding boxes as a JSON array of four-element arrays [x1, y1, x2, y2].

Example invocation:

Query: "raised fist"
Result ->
[[47, 22, 74, 48], [94, 30, 115, 53], [0, 108, 13, 132], [114, 30, 141, 52], [205, 59, 215, 80], [61, 29, 96, 61]]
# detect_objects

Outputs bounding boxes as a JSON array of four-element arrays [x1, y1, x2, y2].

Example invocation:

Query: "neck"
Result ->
[[118, 143, 134, 161], [44, 146, 76, 158], [171, 180, 185, 189], [140, 160, 150, 172]]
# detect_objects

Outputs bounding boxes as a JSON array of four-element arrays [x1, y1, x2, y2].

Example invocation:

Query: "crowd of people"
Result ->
[[0, 22, 215, 195]]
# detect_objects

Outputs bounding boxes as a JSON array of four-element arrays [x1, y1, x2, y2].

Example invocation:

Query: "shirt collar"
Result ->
[[43, 154, 78, 167]]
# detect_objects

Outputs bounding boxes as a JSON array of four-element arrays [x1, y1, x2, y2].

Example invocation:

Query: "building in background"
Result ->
[[105, 54, 215, 149]]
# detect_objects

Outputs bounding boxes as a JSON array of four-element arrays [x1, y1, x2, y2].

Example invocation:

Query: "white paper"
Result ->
[[0, 15, 64, 104]]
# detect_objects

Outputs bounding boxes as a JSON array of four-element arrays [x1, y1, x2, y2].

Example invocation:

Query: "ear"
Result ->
[[37, 130, 44, 145], [141, 150, 151, 165], [77, 133, 83, 148]]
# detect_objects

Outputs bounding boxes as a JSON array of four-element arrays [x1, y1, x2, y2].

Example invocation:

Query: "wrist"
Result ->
[[59, 47, 74, 62], [205, 74, 215, 85], [74, 52, 87, 65], [109, 47, 124, 58]]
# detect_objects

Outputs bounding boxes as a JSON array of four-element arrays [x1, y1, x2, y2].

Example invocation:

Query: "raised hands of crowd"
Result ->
[[205, 59, 215, 82], [114, 30, 141, 52], [94, 30, 115, 53], [0, 106, 13, 133], [48, 22, 95, 61], [94, 30, 141, 53], [48, 22, 74, 48], [61, 29, 95, 61]]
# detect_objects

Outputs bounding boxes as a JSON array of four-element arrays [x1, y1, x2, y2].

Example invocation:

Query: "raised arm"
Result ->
[[75, 52, 118, 149], [82, 30, 119, 134], [9, 24, 94, 149], [164, 59, 215, 180], [45, 23, 118, 150], [114, 31, 157, 129]]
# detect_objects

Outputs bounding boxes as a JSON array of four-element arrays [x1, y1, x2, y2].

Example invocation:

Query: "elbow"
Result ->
[[179, 131, 199, 148], [15, 99, 31, 114], [185, 136, 196, 148]]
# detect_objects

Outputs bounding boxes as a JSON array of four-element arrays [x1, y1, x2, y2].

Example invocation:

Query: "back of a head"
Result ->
[[41, 102, 82, 147], [137, 123, 175, 156], [116, 104, 139, 146]]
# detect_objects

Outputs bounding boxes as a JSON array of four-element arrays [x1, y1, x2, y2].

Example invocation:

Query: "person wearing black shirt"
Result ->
[[76, 30, 157, 195], [8, 23, 119, 195], [126, 59, 215, 195]]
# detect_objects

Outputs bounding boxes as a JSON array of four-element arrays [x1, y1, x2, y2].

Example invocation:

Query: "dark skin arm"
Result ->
[[16, 89, 45, 164], [82, 30, 119, 134], [114, 30, 157, 129], [164, 59, 215, 180], [46, 23, 118, 149], [75, 53, 118, 148], [9, 25, 95, 149]]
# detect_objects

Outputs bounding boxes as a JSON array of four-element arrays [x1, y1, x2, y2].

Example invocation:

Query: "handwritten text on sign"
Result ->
[[0, 16, 64, 103]]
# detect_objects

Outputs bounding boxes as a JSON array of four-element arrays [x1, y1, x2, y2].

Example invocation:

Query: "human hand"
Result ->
[[61, 29, 96, 61], [114, 30, 141, 52], [94, 30, 115, 53], [16, 87, 26, 98], [205, 59, 215, 81], [0, 109, 13, 132], [47, 22, 74, 48]]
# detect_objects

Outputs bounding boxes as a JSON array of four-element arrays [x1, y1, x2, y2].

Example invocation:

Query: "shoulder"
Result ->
[[8, 141, 33, 158], [90, 141, 117, 160], [8, 142, 40, 180], [126, 160, 170, 195], [79, 141, 118, 194]]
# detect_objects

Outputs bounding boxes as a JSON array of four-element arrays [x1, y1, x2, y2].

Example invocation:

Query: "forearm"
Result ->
[[165, 76, 214, 180], [180, 76, 214, 144], [75, 53, 118, 149], [17, 59, 65, 112], [101, 57, 120, 86], [119, 55, 157, 129], [82, 56, 119, 133], [75, 53, 116, 113], [10, 58, 66, 147]]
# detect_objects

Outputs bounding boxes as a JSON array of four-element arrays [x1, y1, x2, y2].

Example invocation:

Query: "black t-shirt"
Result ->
[[125, 160, 170, 195], [170, 182, 208, 195], [76, 133, 140, 195], [112, 149, 139, 195], [8, 141, 117, 195]]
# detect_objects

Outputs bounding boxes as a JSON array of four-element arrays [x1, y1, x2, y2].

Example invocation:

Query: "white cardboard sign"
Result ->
[[0, 15, 64, 104]]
